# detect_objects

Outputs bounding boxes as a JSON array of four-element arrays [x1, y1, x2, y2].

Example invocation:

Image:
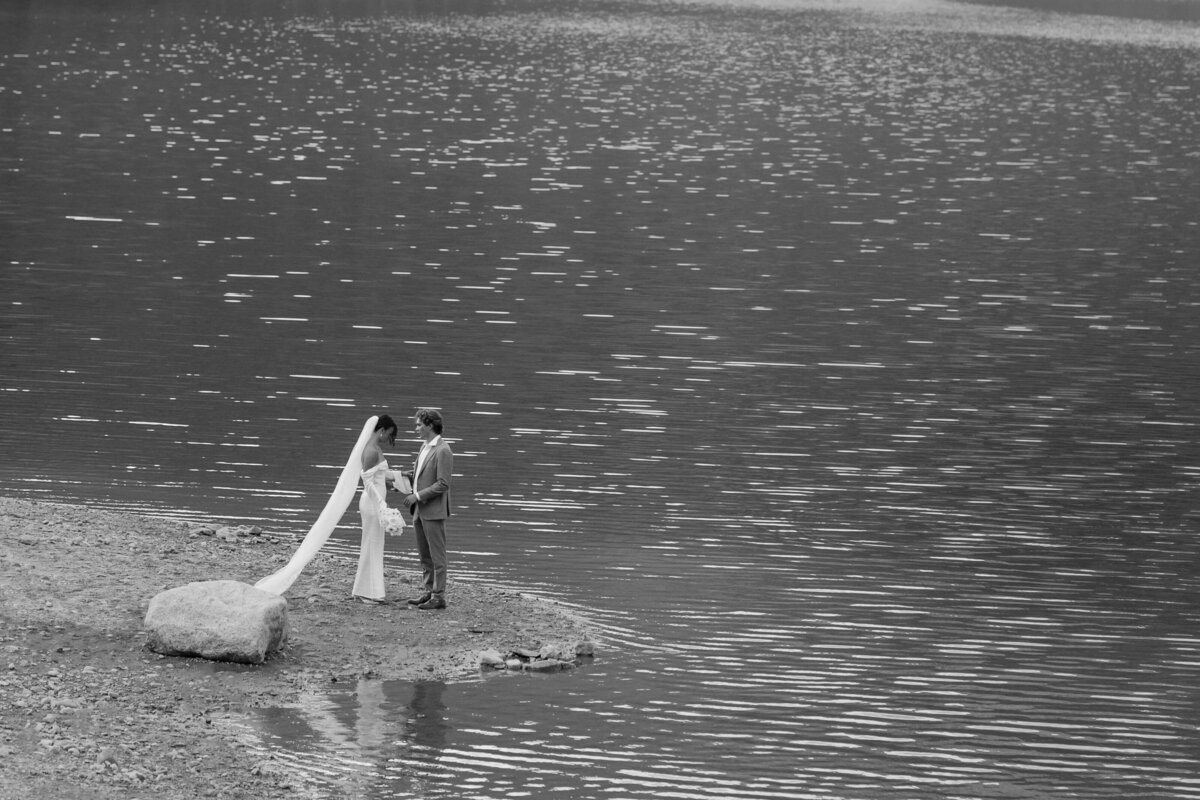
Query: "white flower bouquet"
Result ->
[[381, 506, 406, 536]]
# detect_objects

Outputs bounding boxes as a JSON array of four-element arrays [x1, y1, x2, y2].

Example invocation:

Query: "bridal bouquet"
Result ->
[[381, 506, 406, 536]]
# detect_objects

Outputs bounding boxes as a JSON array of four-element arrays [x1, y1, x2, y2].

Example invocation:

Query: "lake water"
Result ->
[[3, 0, 1200, 797]]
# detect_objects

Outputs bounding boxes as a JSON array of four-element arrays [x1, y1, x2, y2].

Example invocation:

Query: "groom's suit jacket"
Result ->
[[411, 438, 453, 520]]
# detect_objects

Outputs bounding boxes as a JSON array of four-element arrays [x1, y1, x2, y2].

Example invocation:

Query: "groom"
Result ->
[[402, 408, 454, 610]]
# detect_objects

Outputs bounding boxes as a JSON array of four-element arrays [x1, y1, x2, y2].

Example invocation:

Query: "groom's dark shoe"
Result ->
[[407, 593, 432, 606], [417, 595, 446, 610]]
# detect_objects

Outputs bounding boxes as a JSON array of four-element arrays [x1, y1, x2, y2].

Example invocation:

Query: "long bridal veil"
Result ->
[[255, 415, 377, 595]]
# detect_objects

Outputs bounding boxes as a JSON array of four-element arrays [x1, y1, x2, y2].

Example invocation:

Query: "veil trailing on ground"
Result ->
[[255, 415, 377, 595]]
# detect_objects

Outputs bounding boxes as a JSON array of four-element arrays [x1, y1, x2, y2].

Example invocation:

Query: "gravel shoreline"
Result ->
[[0, 497, 596, 799]]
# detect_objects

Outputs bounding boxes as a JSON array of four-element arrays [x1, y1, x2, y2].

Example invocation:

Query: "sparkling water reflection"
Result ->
[[3, 0, 1200, 797]]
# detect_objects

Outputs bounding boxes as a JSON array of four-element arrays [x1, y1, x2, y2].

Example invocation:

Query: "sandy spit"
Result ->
[[0, 497, 596, 799]]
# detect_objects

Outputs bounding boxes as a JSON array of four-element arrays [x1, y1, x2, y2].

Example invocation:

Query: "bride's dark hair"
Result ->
[[375, 414, 397, 434]]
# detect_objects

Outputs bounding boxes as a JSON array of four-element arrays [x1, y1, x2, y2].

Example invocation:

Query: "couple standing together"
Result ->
[[353, 408, 453, 610]]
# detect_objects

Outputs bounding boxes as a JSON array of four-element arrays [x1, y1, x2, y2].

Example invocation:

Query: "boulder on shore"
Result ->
[[143, 580, 288, 664]]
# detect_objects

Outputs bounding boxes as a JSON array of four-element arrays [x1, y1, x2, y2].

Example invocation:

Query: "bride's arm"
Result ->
[[361, 442, 382, 472]]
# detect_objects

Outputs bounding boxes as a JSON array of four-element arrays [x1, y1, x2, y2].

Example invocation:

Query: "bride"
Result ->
[[256, 414, 408, 598], [353, 414, 402, 603]]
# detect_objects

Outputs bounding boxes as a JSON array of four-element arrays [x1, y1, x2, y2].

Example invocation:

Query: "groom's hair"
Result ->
[[416, 408, 443, 435]]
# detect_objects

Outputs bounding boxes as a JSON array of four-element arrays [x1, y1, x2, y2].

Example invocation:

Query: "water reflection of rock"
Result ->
[[253, 678, 450, 793]]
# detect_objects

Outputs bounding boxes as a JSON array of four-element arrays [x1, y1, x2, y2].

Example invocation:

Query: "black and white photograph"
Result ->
[[2, 0, 1198, 797]]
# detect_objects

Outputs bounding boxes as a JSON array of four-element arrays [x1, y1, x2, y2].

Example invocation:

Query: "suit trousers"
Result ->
[[413, 516, 447, 596]]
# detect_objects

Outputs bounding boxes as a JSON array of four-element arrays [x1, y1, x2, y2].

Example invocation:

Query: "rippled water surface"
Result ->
[[3, 0, 1200, 797]]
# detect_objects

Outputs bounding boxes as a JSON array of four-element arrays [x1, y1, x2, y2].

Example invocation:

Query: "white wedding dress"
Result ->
[[351, 459, 390, 601]]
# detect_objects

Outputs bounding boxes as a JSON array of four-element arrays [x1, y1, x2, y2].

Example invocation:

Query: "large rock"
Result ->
[[143, 580, 288, 664]]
